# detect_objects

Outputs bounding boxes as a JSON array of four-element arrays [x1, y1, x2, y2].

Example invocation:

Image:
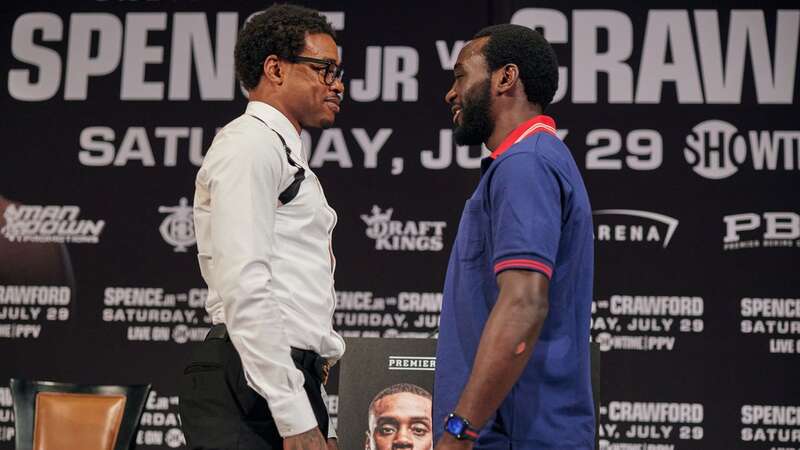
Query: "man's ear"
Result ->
[[495, 63, 520, 95], [263, 54, 284, 85]]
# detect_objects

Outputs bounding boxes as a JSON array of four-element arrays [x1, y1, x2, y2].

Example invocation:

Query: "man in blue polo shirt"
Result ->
[[433, 25, 595, 450]]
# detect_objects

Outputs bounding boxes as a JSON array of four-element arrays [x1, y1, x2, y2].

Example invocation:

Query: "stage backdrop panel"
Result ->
[[0, 1, 797, 449]]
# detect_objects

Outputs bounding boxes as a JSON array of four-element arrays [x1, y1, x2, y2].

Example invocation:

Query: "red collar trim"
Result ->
[[490, 115, 557, 159]]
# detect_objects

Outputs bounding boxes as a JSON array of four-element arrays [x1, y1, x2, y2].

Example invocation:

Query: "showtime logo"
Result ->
[[723, 212, 800, 251], [593, 210, 679, 248], [684, 120, 800, 179]]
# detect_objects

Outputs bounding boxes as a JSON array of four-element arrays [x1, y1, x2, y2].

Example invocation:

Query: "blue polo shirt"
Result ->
[[434, 115, 595, 449]]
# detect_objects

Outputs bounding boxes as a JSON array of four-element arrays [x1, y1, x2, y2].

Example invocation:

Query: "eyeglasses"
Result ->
[[291, 56, 344, 86]]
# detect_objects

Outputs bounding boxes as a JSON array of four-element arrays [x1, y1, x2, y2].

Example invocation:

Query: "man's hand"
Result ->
[[283, 427, 327, 450], [434, 433, 474, 450], [326, 437, 338, 450]]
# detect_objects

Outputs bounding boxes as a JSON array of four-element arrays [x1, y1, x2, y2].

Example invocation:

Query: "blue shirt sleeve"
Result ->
[[488, 150, 565, 279]]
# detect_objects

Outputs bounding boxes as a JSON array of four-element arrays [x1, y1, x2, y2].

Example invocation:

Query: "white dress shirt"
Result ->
[[193, 101, 345, 437]]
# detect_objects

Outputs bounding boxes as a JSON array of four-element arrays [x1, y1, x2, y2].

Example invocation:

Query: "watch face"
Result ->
[[446, 416, 465, 435]]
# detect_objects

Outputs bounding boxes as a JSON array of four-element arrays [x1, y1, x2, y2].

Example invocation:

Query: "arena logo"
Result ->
[[360, 205, 446, 252], [158, 198, 195, 252], [592, 209, 679, 248], [1, 204, 104, 244], [684, 120, 800, 179], [723, 212, 799, 251]]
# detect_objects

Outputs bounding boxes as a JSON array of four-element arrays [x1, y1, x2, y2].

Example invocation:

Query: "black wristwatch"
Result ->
[[443, 413, 479, 441]]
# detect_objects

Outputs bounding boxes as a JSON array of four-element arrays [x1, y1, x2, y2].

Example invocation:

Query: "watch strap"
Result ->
[[444, 413, 479, 441]]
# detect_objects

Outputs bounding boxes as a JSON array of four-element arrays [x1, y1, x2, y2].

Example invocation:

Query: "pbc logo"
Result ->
[[723, 212, 800, 251], [158, 198, 196, 252], [684, 120, 800, 180], [592, 209, 679, 249]]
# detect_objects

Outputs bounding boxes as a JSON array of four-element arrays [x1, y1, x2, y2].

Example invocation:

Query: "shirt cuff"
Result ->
[[269, 389, 318, 437], [327, 418, 337, 439], [494, 256, 553, 279], [321, 384, 336, 439]]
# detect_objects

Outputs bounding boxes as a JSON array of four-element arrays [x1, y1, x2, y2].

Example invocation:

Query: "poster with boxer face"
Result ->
[[337, 338, 436, 450]]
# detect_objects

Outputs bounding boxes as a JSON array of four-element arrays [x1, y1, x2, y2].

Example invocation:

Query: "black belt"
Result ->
[[206, 324, 330, 384]]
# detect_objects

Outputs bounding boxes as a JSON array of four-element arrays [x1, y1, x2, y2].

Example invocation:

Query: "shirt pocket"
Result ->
[[457, 198, 487, 262]]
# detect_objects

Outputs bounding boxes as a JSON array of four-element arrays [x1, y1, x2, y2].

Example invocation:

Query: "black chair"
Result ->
[[10, 378, 150, 450]]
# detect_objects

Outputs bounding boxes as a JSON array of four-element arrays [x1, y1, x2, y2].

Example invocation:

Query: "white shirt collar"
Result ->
[[245, 101, 303, 156]]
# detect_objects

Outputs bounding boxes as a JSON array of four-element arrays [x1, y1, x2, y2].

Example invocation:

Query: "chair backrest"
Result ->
[[10, 379, 150, 450]]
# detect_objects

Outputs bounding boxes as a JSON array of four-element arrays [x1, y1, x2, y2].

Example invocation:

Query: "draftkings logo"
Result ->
[[1, 204, 105, 244], [158, 198, 195, 252], [360, 205, 446, 252], [592, 209, 679, 248], [684, 120, 800, 179], [723, 212, 800, 251]]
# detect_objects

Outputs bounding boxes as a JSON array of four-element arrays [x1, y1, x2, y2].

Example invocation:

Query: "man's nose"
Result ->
[[445, 87, 456, 105], [392, 427, 414, 448], [331, 77, 345, 95]]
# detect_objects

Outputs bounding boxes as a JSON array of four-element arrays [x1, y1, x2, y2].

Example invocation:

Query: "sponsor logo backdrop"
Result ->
[[0, 1, 797, 449]]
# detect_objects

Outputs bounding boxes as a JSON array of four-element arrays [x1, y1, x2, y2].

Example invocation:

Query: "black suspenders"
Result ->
[[247, 114, 306, 205]]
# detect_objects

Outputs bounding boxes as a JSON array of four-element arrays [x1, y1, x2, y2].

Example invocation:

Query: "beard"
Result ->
[[453, 79, 493, 146]]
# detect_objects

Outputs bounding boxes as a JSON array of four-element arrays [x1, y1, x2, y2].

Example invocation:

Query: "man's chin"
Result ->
[[300, 113, 336, 130], [319, 113, 336, 129], [453, 125, 486, 146]]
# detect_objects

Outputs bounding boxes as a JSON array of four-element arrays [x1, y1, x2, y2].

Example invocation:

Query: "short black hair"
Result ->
[[368, 383, 431, 414], [473, 24, 558, 109], [235, 4, 336, 90]]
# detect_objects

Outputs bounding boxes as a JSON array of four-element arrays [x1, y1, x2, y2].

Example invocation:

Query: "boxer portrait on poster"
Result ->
[[365, 383, 433, 450]]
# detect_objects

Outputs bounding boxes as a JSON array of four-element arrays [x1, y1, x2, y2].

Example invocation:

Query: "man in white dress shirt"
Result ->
[[178, 5, 345, 450]]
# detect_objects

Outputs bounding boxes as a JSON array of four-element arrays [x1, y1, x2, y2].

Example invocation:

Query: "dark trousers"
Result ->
[[178, 331, 329, 450]]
